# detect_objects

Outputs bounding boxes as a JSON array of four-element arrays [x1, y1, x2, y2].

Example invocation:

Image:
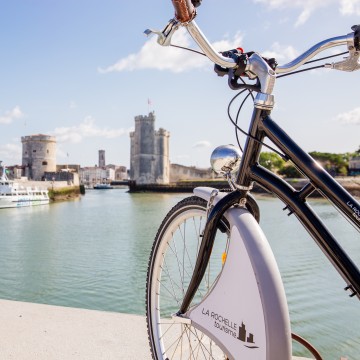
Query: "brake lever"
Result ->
[[325, 30, 360, 71], [144, 18, 179, 47]]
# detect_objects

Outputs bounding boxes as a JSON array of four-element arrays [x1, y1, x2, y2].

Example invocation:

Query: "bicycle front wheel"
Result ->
[[146, 196, 230, 359]]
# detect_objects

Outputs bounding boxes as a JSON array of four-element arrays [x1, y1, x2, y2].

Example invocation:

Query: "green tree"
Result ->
[[278, 164, 303, 178], [309, 151, 350, 176], [259, 152, 285, 172]]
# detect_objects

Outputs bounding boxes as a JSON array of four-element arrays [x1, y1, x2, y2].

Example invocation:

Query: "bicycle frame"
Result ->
[[146, 7, 360, 359], [179, 106, 360, 314]]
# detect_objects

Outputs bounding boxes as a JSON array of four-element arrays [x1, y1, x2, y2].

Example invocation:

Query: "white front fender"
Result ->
[[189, 187, 292, 360]]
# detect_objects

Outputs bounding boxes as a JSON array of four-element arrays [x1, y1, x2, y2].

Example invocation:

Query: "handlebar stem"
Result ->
[[245, 53, 276, 94]]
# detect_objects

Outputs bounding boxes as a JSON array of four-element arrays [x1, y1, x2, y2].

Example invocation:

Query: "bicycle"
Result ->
[[145, 1, 360, 359]]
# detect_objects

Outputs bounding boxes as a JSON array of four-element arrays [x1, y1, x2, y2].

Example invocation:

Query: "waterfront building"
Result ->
[[349, 156, 360, 176], [56, 164, 81, 173], [79, 149, 127, 187], [110, 165, 128, 181], [130, 112, 170, 184], [4, 165, 25, 180], [79, 165, 128, 187], [79, 166, 109, 187], [21, 134, 56, 180], [43, 170, 80, 186]]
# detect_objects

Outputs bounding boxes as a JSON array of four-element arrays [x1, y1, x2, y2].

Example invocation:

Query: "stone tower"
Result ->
[[130, 112, 170, 184], [21, 134, 56, 180], [99, 150, 106, 167]]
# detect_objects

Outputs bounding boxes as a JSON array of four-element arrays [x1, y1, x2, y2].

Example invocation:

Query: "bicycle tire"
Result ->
[[146, 196, 230, 360]]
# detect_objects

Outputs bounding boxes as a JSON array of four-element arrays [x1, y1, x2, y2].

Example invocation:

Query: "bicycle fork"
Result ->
[[173, 187, 292, 360]]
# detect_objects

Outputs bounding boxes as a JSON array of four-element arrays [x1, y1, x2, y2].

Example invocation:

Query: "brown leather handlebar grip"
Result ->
[[172, 0, 196, 23]]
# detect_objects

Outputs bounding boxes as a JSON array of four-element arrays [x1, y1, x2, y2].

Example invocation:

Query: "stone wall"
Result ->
[[170, 163, 215, 182]]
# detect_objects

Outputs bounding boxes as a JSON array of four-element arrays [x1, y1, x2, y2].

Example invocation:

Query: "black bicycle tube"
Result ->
[[236, 107, 266, 187], [178, 109, 360, 314], [251, 164, 360, 298], [261, 115, 360, 230]]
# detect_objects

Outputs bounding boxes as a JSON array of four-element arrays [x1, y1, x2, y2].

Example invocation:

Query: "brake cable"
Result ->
[[277, 51, 349, 78], [170, 44, 206, 56], [228, 88, 289, 160], [168, 43, 349, 159]]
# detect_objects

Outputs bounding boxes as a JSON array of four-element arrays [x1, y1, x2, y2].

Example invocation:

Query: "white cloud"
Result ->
[[253, 0, 334, 24], [99, 28, 244, 73], [52, 116, 131, 144], [0, 106, 24, 124], [295, 9, 312, 27], [340, 0, 360, 14], [0, 143, 22, 163], [253, 0, 360, 26], [193, 140, 211, 148], [262, 42, 298, 63], [69, 101, 77, 109], [336, 107, 360, 125]]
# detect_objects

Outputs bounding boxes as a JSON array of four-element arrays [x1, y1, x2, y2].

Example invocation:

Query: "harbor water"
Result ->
[[0, 189, 359, 359]]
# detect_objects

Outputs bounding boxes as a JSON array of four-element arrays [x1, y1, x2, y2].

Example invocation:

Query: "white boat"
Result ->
[[0, 163, 49, 209]]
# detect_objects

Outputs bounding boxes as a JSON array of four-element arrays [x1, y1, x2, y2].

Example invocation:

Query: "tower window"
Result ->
[[42, 161, 48, 166]]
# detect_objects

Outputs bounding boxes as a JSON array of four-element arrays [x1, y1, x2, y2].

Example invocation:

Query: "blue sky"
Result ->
[[0, 0, 359, 168]]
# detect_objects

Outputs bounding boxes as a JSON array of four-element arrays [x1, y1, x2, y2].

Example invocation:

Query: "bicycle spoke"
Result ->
[[147, 197, 228, 360]]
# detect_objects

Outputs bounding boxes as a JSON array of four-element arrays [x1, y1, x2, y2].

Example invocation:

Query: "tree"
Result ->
[[259, 152, 285, 172], [278, 164, 303, 178], [309, 151, 350, 176]]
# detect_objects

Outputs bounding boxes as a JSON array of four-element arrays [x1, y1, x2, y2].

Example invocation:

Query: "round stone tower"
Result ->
[[21, 134, 56, 180]]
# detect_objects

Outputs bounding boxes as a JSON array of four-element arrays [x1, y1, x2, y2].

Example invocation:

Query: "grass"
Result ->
[[48, 186, 81, 201]]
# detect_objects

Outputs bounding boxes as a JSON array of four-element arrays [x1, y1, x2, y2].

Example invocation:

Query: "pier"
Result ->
[[0, 299, 319, 359], [0, 299, 150, 359]]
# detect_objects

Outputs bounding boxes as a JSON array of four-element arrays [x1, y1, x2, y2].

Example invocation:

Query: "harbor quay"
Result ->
[[0, 299, 151, 360], [0, 299, 316, 359]]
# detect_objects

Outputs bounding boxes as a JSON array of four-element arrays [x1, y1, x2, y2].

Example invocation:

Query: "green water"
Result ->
[[0, 189, 359, 359]]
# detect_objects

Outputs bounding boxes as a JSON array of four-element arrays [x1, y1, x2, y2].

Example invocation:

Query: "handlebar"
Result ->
[[146, 1, 360, 99], [166, 1, 359, 71], [276, 34, 353, 74], [187, 22, 237, 69], [187, 20, 355, 75]]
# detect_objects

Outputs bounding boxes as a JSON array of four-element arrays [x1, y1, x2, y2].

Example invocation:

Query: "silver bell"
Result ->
[[210, 145, 242, 176]]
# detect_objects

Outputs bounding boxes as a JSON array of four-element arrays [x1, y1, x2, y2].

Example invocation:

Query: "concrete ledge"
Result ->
[[0, 299, 151, 359], [0, 299, 314, 359]]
